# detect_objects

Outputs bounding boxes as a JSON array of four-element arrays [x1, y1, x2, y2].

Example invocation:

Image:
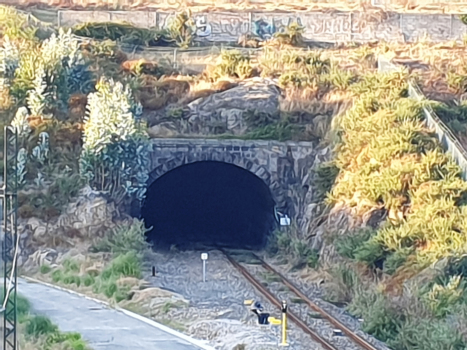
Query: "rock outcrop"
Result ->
[[18, 186, 118, 267], [148, 78, 282, 138]]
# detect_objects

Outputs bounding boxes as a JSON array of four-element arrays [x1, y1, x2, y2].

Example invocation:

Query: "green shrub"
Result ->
[[388, 318, 466, 350], [80, 77, 150, 204], [46, 332, 88, 350], [323, 265, 361, 304], [40, 264, 52, 274], [81, 274, 95, 287], [384, 247, 414, 274], [25, 314, 90, 350], [353, 238, 386, 267], [101, 251, 142, 280], [91, 218, 150, 254], [420, 276, 465, 318], [72, 22, 162, 47], [51, 269, 62, 283], [313, 162, 340, 202], [334, 228, 375, 259], [0, 5, 38, 40], [63, 258, 80, 273], [25, 315, 58, 337], [165, 11, 196, 48], [347, 289, 402, 342], [210, 50, 253, 80], [242, 121, 299, 141], [0, 290, 30, 320]]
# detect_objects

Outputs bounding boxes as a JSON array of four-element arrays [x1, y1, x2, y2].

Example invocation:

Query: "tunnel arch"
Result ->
[[147, 152, 273, 188], [141, 160, 278, 249]]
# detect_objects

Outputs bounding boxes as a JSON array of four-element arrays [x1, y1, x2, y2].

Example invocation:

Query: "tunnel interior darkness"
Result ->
[[141, 161, 277, 249]]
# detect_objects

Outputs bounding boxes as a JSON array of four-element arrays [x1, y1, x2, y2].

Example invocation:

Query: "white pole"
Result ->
[[201, 253, 208, 283], [203, 260, 206, 282]]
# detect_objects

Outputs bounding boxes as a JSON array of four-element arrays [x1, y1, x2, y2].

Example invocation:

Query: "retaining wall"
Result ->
[[58, 10, 467, 43]]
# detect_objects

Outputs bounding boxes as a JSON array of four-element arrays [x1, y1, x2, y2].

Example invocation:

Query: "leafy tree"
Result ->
[[80, 77, 151, 204]]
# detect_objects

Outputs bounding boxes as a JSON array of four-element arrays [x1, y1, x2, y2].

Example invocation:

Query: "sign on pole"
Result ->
[[280, 215, 291, 226]]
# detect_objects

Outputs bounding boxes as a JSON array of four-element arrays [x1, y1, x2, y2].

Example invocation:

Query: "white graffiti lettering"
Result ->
[[195, 15, 212, 37]]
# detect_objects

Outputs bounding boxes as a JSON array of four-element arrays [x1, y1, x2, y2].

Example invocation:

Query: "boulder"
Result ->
[[148, 122, 179, 138], [184, 78, 281, 135], [56, 185, 116, 238]]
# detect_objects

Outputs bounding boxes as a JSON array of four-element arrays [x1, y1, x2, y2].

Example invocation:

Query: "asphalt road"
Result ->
[[17, 279, 208, 350]]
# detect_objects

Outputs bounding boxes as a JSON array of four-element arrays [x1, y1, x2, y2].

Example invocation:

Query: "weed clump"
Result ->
[[90, 218, 151, 254], [208, 50, 254, 80]]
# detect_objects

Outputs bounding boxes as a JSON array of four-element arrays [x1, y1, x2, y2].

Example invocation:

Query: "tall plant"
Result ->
[[39, 28, 93, 109], [80, 77, 151, 204]]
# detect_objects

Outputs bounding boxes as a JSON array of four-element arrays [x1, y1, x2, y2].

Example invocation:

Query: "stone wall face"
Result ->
[[59, 10, 467, 43], [148, 138, 316, 216]]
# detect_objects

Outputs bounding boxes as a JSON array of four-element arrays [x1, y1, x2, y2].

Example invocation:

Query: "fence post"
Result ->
[[249, 12, 253, 35], [450, 14, 453, 40], [57, 11, 62, 28]]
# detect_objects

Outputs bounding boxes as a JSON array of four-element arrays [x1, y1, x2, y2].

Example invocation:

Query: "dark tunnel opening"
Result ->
[[141, 161, 277, 250]]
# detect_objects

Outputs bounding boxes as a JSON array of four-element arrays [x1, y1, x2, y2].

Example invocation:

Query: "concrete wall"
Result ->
[[148, 138, 316, 213], [58, 9, 467, 43]]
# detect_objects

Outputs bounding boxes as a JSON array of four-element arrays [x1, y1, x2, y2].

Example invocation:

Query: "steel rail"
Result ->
[[251, 253, 379, 350], [222, 250, 338, 350]]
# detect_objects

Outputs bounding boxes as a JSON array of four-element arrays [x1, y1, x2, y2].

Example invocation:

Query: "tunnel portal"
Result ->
[[141, 161, 277, 250]]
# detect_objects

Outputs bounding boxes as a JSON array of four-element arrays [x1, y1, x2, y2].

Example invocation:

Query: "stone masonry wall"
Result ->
[[148, 138, 316, 219], [58, 10, 467, 43]]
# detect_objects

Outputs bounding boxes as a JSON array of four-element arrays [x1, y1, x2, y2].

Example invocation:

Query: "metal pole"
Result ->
[[280, 300, 289, 347], [201, 253, 208, 282], [202, 260, 206, 282], [2, 126, 18, 350]]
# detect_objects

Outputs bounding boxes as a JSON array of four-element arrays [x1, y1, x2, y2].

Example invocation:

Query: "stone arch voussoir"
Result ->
[[148, 148, 274, 197]]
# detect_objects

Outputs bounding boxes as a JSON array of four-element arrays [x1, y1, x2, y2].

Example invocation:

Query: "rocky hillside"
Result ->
[[3, 5, 467, 350]]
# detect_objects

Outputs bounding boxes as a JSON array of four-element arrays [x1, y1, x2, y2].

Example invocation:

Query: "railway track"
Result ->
[[221, 249, 379, 350]]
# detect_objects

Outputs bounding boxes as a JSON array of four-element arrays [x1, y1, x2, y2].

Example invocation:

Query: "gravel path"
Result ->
[[144, 249, 327, 350], [17, 278, 211, 350]]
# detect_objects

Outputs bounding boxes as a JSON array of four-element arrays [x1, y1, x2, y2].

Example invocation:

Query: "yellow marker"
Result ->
[[244, 299, 254, 306], [280, 300, 289, 347], [267, 317, 282, 325]]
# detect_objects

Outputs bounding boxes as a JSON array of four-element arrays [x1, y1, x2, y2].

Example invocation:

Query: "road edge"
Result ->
[[19, 276, 216, 350]]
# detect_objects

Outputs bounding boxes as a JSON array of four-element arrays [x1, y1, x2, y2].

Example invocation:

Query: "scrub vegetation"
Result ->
[[320, 70, 467, 349], [4, 5, 467, 349], [39, 219, 151, 303]]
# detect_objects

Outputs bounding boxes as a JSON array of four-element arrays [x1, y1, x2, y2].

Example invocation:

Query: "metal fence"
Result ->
[[378, 56, 467, 180]]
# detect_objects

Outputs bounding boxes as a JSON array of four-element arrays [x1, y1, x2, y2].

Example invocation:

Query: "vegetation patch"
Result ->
[[1, 290, 90, 350], [323, 68, 467, 348], [39, 219, 151, 303]]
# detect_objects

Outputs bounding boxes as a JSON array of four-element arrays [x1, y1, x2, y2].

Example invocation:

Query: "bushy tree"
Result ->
[[38, 28, 93, 110], [8, 28, 92, 114], [0, 35, 20, 85], [80, 77, 150, 203]]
